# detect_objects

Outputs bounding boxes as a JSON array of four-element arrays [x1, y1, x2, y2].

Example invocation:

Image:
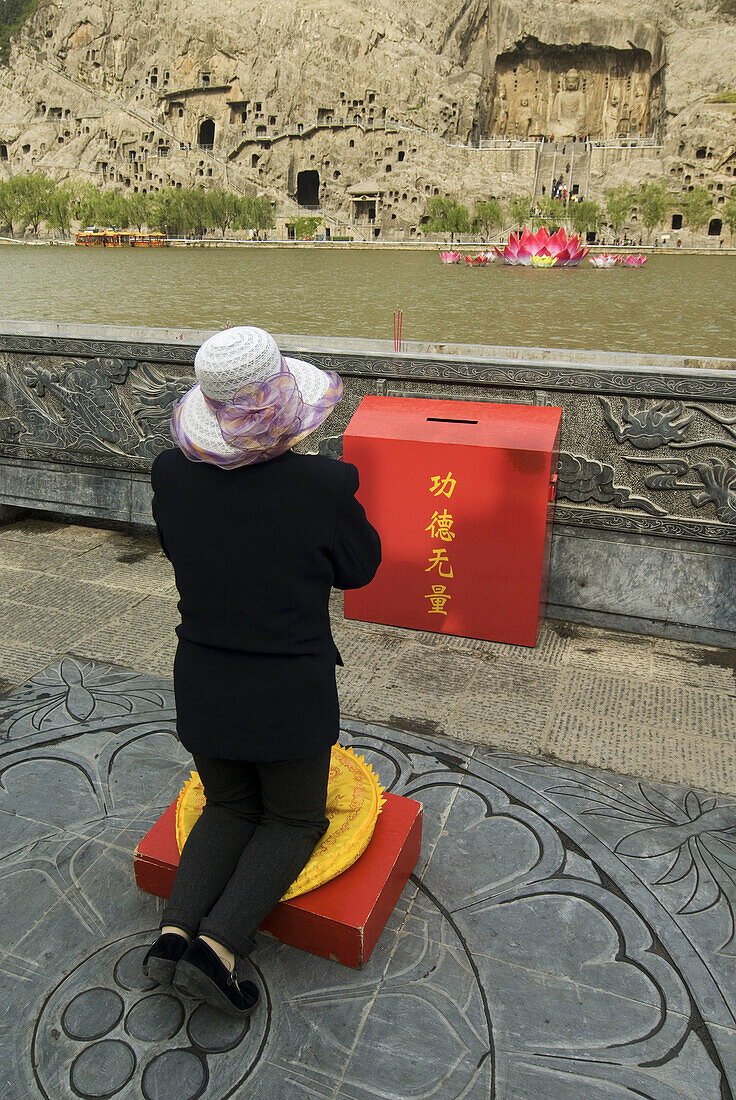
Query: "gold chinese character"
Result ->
[[425, 548, 454, 578], [429, 471, 457, 498], [425, 584, 451, 615], [425, 509, 455, 541]]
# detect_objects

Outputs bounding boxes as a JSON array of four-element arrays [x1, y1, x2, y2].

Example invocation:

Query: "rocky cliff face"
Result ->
[[0, 0, 734, 237]]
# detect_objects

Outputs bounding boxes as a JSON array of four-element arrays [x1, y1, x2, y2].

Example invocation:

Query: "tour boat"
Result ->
[[75, 230, 168, 247]]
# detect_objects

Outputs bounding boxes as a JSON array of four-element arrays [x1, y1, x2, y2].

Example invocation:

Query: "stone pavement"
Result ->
[[0, 516, 734, 796], [1, 659, 735, 1099], [0, 516, 735, 1099]]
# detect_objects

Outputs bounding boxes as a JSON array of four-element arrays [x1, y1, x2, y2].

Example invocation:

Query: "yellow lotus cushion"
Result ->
[[175, 744, 386, 901]]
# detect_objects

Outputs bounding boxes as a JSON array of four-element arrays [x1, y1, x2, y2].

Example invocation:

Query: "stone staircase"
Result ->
[[532, 141, 591, 201]]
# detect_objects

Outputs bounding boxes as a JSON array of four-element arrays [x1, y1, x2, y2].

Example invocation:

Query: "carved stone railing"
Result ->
[[1, 322, 735, 646]]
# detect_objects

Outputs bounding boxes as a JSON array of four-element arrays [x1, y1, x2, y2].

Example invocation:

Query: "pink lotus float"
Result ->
[[439, 250, 462, 264], [494, 226, 590, 267], [589, 254, 618, 268], [589, 253, 647, 267], [464, 252, 494, 265]]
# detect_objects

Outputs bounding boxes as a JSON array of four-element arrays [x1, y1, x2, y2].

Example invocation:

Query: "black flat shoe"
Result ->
[[172, 937, 260, 1018], [141, 932, 190, 985]]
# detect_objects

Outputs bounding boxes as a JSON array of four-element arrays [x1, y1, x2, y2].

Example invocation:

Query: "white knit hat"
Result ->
[[172, 326, 341, 465]]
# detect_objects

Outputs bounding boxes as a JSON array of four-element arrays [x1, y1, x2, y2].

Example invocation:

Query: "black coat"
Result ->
[[151, 447, 381, 761]]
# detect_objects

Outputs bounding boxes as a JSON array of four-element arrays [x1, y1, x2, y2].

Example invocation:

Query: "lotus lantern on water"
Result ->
[[589, 254, 618, 268], [494, 226, 590, 267], [464, 252, 493, 265], [620, 254, 648, 266], [439, 250, 462, 264]]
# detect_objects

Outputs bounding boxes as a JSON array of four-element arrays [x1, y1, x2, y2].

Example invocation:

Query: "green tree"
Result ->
[[288, 215, 322, 240], [636, 181, 671, 239], [234, 195, 275, 237], [0, 177, 24, 235], [508, 194, 534, 228], [681, 185, 714, 242], [0, 0, 42, 65], [94, 189, 131, 230], [568, 199, 600, 237], [251, 196, 275, 236], [66, 180, 101, 228], [127, 191, 151, 232], [722, 194, 736, 239], [148, 187, 206, 237], [536, 196, 564, 231], [46, 183, 74, 238], [421, 196, 470, 239], [192, 188, 215, 237], [15, 173, 55, 235], [471, 199, 503, 239], [147, 187, 183, 236], [205, 188, 240, 236], [605, 185, 636, 236]]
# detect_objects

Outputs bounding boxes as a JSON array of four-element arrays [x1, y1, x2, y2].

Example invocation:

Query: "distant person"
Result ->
[[142, 327, 381, 1016], [677, 238, 682, 248]]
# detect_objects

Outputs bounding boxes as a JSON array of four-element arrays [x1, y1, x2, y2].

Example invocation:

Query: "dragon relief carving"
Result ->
[[130, 363, 195, 439], [0, 356, 192, 462]]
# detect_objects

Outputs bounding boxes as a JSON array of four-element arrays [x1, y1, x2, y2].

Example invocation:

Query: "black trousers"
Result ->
[[160, 748, 331, 973]]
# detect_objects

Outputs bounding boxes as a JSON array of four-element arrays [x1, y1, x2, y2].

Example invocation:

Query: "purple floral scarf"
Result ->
[[170, 357, 343, 469]]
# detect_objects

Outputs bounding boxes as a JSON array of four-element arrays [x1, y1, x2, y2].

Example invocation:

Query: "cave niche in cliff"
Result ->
[[490, 39, 661, 140], [198, 118, 215, 148], [297, 170, 320, 207]]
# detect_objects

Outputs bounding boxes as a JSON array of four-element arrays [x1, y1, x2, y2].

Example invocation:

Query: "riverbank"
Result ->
[[2, 234, 735, 254]]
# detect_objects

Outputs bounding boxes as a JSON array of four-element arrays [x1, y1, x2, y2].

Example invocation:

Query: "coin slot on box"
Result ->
[[426, 417, 478, 424]]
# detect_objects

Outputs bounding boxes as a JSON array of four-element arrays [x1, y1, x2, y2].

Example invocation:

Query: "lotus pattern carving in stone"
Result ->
[[601, 397, 694, 449], [2, 662, 734, 1097]]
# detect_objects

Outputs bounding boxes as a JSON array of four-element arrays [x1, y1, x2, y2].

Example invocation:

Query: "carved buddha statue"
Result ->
[[514, 97, 533, 139], [493, 83, 509, 135], [552, 69, 586, 136], [604, 92, 620, 139]]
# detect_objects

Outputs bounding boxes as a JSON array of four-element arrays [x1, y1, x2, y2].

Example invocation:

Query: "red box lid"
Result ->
[[344, 395, 562, 454]]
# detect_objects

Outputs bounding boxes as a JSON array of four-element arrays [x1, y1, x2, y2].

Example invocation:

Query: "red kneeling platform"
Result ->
[[134, 791, 422, 969]]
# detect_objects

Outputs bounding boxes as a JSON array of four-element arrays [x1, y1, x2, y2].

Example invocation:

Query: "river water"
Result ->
[[3, 244, 735, 359]]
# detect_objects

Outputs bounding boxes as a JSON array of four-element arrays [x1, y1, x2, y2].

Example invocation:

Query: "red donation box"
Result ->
[[343, 396, 562, 647]]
